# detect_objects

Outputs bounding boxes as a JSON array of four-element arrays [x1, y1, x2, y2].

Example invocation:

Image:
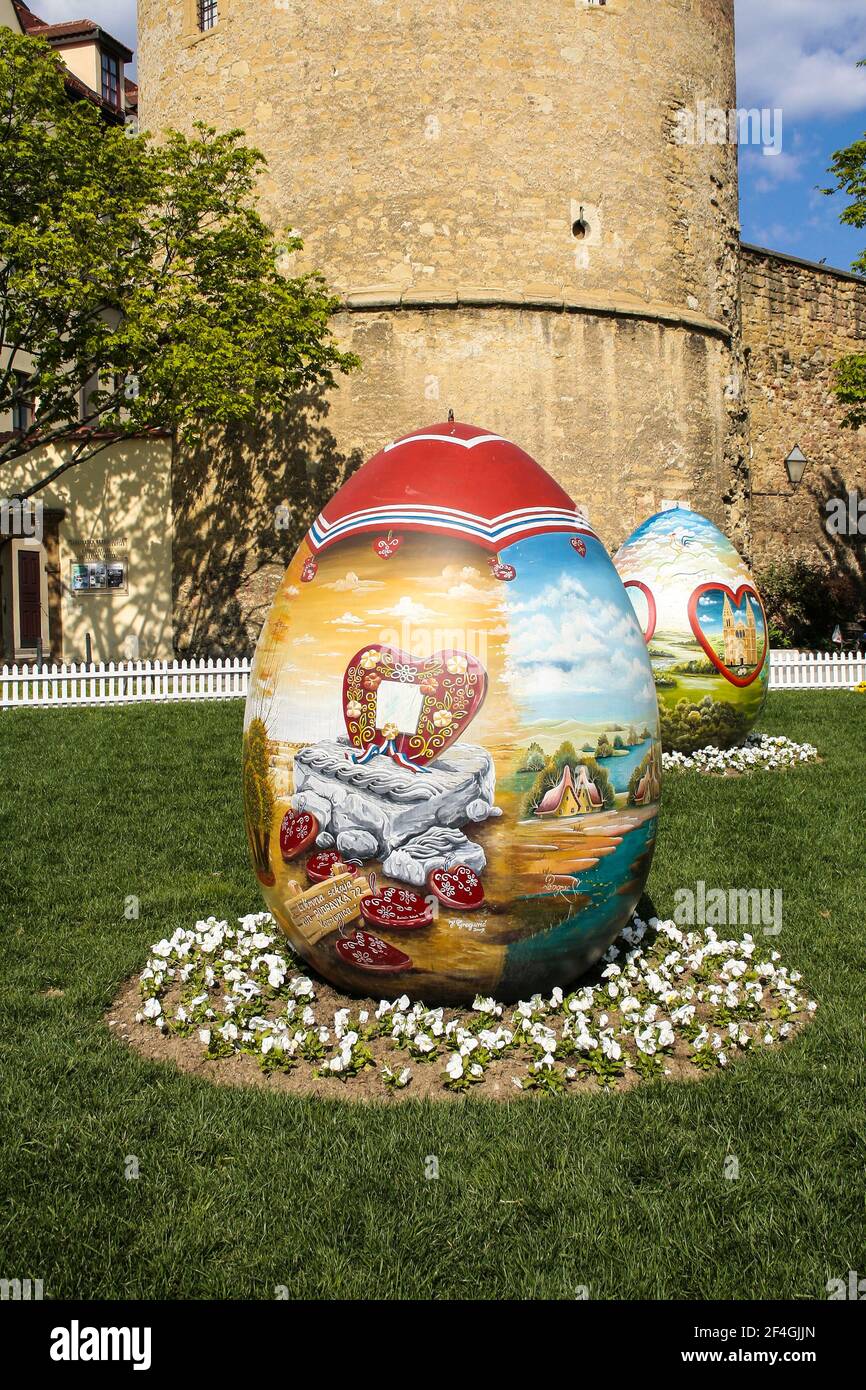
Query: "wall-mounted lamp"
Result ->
[[784, 445, 809, 487], [753, 445, 810, 499]]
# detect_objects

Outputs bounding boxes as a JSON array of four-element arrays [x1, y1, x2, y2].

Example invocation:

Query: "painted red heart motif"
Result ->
[[624, 580, 657, 645], [306, 850, 358, 884], [687, 582, 768, 688], [360, 886, 433, 930], [571, 537, 587, 557], [373, 531, 402, 559], [343, 645, 488, 767], [279, 809, 319, 860], [300, 557, 318, 583], [427, 864, 485, 910], [489, 559, 516, 581], [335, 929, 413, 974]]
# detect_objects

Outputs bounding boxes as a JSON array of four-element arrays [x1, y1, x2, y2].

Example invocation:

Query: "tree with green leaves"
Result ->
[[0, 28, 358, 497], [824, 71, 866, 427], [519, 743, 546, 773]]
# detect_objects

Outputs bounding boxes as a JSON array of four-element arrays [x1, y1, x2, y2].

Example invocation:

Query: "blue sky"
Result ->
[[30, 0, 866, 274], [735, 0, 866, 272]]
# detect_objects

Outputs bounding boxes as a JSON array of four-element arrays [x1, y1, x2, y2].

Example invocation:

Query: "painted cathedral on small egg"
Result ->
[[722, 594, 759, 670]]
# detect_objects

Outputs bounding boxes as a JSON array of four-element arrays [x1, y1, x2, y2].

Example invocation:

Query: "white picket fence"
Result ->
[[769, 649, 866, 689], [1, 649, 863, 709], [0, 657, 251, 708]]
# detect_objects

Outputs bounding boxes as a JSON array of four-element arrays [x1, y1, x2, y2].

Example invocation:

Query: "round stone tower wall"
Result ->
[[139, 0, 748, 575]]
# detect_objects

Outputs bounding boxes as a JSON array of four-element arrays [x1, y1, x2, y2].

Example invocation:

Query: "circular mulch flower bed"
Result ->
[[108, 910, 816, 1103]]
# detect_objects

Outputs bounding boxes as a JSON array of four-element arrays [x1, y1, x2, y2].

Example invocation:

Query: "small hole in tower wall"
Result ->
[[572, 214, 589, 240]]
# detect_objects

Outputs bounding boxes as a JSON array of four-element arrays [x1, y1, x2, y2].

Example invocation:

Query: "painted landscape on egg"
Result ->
[[615, 509, 770, 753], [243, 528, 660, 1002]]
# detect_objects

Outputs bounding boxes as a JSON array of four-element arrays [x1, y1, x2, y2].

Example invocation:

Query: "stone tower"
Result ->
[[138, 0, 748, 582]]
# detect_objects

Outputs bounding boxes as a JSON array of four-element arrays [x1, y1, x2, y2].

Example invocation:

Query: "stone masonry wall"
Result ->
[[741, 245, 866, 573]]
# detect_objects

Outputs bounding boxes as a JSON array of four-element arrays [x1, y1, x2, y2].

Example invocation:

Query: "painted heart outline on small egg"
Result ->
[[623, 580, 657, 645], [687, 581, 768, 688]]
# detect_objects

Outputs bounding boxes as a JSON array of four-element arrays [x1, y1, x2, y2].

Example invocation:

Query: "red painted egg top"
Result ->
[[307, 421, 593, 555]]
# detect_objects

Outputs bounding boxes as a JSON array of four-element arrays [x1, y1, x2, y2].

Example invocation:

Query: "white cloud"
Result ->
[[741, 147, 808, 195], [326, 571, 385, 593], [736, 0, 866, 120], [504, 587, 650, 702], [506, 573, 590, 616], [435, 581, 500, 603], [441, 564, 482, 582], [370, 596, 441, 623], [328, 611, 365, 626]]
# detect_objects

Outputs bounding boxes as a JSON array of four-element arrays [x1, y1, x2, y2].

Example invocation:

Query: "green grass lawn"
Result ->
[[0, 692, 864, 1300]]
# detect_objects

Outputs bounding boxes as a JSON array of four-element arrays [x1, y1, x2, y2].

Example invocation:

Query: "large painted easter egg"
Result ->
[[613, 508, 770, 754], [243, 423, 661, 1003]]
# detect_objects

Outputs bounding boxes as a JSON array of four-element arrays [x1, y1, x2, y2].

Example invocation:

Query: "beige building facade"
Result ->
[[0, 438, 174, 663]]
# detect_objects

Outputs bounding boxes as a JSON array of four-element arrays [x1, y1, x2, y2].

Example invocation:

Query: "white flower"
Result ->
[[142, 997, 162, 1019], [446, 1053, 464, 1080], [656, 1020, 675, 1049]]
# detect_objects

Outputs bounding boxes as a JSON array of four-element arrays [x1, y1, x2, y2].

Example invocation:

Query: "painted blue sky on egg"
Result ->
[[500, 534, 658, 728]]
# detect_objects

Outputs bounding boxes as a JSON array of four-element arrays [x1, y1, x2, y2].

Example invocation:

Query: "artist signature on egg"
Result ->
[[446, 916, 488, 934]]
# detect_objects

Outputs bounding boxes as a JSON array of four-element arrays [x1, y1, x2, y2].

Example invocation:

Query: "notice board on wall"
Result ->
[[68, 537, 128, 595]]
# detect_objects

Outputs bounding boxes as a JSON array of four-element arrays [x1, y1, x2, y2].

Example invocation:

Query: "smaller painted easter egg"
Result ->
[[614, 508, 770, 753]]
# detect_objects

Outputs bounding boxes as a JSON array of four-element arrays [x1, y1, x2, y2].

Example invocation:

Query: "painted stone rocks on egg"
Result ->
[[242, 422, 662, 1003], [613, 508, 770, 754]]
